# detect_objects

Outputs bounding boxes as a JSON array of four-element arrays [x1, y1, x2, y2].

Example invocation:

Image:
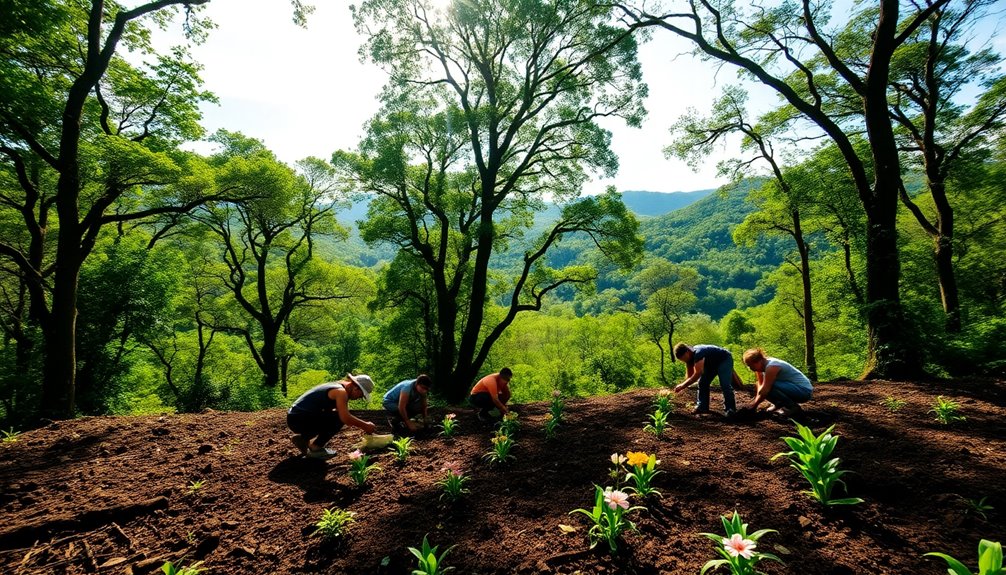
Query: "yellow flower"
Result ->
[[492, 434, 509, 445], [626, 451, 650, 467]]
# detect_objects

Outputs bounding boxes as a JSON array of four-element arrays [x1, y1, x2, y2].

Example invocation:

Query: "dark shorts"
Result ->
[[469, 392, 495, 411], [287, 410, 344, 443]]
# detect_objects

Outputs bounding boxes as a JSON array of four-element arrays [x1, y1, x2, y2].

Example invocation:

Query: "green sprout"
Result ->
[[931, 396, 966, 425], [880, 396, 906, 412], [390, 436, 413, 463], [771, 422, 863, 506], [408, 534, 455, 575], [313, 507, 356, 540]]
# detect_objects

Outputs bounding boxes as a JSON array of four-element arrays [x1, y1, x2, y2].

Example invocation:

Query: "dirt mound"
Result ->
[[1, 379, 1005, 574]]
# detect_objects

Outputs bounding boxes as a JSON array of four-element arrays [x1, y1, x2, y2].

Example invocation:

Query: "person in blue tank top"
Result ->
[[741, 348, 813, 417], [287, 373, 377, 460], [672, 342, 740, 417], [382, 374, 432, 435]]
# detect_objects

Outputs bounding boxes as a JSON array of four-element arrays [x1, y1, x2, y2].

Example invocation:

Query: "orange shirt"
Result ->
[[471, 373, 508, 398]]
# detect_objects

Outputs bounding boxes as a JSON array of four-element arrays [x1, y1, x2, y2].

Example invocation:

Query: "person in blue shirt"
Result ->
[[742, 348, 813, 417], [672, 343, 739, 417], [382, 374, 432, 435]]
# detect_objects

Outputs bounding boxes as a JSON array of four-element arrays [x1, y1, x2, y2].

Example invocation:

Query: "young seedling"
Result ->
[[161, 560, 206, 575], [483, 433, 515, 465], [654, 389, 674, 414], [549, 390, 565, 423], [700, 511, 783, 575], [644, 408, 669, 437], [569, 486, 645, 554], [931, 396, 966, 425], [313, 507, 356, 540], [498, 412, 520, 436], [544, 413, 559, 439], [880, 396, 906, 412], [436, 462, 470, 502], [187, 480, 205, 495], [440, 413, 458, 438], [1, 428, 20, 445], [390, 437, 413, 463], [348, 449, 382, 486], [772, 422, 863, 506], [964, 497, 994, 521], [624, 451, 662, 499], [408, 534, 455, 575], [925, 539, 1003, 575]]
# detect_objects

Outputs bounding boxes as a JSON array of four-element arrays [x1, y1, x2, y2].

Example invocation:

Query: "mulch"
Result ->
[[1, 377, 1004, 574]]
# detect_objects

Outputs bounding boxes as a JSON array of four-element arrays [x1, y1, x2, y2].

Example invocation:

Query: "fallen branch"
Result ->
[[0, 497, 169, 551]]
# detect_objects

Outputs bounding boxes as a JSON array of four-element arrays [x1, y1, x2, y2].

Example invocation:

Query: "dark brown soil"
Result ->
[[1, 378, 1004, 575]]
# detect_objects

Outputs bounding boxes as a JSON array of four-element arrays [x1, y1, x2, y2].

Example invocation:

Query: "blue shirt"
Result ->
[[382, 379, 423, 413], [692, 345, 731, 369], [767, 358, 813, 390]]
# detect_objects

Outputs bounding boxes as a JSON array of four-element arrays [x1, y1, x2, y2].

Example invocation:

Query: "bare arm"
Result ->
[[398, 390, 417, 432], [332, 387, 377, 434], [674, 359, 706, 393], [751, 367, 777, 408]]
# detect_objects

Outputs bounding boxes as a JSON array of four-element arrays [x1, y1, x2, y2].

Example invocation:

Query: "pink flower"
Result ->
[[445, 413, 456, 420], [603, 489, 630, 510], [553, 389, 562, 398], [610, 453, 626, 466], [348, 449, 363, 461], [442, 461, 462, 475], [722, 534, 756, 559]]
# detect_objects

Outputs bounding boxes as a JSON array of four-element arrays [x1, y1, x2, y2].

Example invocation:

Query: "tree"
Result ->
[[670, 87, 819, 379], [348, 0, 646, 399], [631, 259, 698, 383], [619, 0, 953, 378], [197, 133, 370, 394], [0, 0, 227, 419], [887, 0, 1006, 332]]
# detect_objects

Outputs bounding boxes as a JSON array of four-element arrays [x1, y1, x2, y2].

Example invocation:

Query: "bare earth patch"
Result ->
[[1, 378, 1004, 574]]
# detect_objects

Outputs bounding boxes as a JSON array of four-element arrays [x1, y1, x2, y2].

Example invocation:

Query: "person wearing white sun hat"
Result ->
[[287, 373, 377, 460]]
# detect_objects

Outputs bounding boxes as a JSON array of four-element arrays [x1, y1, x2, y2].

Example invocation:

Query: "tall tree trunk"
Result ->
[[40, 255, 82, 420], [935, 231, 960, 332], [859, 0, 921, 380], [792, 210, 817, 381]]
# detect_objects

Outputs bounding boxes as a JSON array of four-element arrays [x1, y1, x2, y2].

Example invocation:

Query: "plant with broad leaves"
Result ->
[[569, 485, 646, 554], [498, 412, 520, 436], [436, 461, 470, 502], [880, 396, 906, 412], [440, 413, 458, 438], [348, 449, 382, 486], [624, 451, 662, 499], [700, 511, 782, 575], [313, 507, 356, 540], [390, 436, 413, 463], [771, 422, 862, 506], [409, 534, 455, 575], [549, 390, 565, 423], [654, 388, 674, 413], [483, 433, 515, 465], [931, 396, 966, 425], [161, 560, 205, 575], [925, 539, 1003, 575], [644, 408, 669, 437]]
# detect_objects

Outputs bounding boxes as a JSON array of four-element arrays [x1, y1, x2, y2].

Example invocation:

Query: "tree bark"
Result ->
[[793, 210, 818, 381]]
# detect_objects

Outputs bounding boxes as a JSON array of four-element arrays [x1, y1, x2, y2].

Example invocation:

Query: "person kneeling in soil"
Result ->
[[742, 348, 813, 418], [382, 374, 432, 436], [672, 343, 738, 417], [469, 367, 513, 422], [287, 373, 377, 459]]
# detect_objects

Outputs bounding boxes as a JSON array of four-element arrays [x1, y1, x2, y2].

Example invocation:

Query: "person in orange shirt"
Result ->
[[469, 367, 513, 422]]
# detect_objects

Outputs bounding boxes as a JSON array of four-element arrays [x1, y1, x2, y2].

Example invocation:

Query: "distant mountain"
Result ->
[[620, 189, 714, 217]]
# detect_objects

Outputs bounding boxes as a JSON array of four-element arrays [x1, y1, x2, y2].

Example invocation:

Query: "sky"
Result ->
[[148, 0, 1004, 196], [149, 0, 772, 195]]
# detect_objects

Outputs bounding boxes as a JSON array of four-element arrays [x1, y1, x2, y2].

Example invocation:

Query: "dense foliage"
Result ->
[[0, 0, 1003, 426]]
